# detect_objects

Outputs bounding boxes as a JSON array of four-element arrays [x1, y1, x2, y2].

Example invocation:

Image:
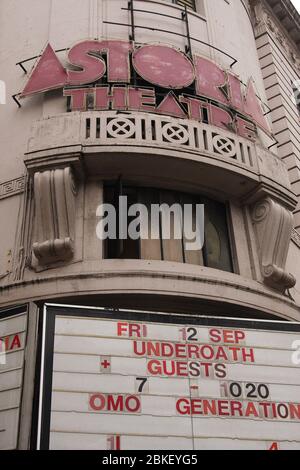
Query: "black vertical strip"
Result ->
[[182, 6, 192, 58], [115, 175, 124, 257], [39, 309, 56, 450], [30, 305, 44, 449], [129, 0, 135, 42], [128, 0, 137, 87], [180, 194, 186, 264], [201, 196, 208, 268], [159, 191, 164, 261], [225, 202, 235, 274], [137, 188, 141, 260]]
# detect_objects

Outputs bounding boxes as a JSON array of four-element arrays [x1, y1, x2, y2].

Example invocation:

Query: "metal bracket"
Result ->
[[128, 0, 135, 41], [182, 6, 192, 57], [16, 62, 28, 74], [16, 48, 69, 75], [119, 4, 237, 67], [12, 94, 22, 108]]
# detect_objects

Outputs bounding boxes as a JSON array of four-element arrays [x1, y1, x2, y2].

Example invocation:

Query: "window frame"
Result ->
[[103, 182, 234, 274]]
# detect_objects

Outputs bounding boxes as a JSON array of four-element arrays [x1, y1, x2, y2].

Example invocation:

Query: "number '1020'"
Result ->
[[220, 382, 270, 400]]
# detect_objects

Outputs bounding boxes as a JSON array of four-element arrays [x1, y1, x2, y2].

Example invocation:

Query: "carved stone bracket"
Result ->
[[33, 167, 77, 265], [252, 197, 296, 292]]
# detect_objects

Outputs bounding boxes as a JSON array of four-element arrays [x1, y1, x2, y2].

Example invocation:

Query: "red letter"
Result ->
[[269, 442, 279, 450], [10, 334, 21, 350], [234, 330, 245, 343], [107, 394, 123, 412], [125, 396, 141, 413], [21, 44, 68, 97], [208, 104, 234, 132], [133, 44, 194, 89], [176, 398, 191, 415], [128, 324, 142, 338], [89, 393, 106, 411], [128, 87, 156, 112], [95, 86, 127, 110], [244, 80, 270, 134], [63, 88, 90, 111], [133, 341, 146, 356], [236, 116, 256, 141], [67, 40, 132, 86], [147, 359, 161, 375], [67, 40, 106, 85], [209, 329, 222, 343], [194, 56, 229, 105], [117, 322, 128, 336], [156, 92, 186, 119], [289, 403, 300, 420]]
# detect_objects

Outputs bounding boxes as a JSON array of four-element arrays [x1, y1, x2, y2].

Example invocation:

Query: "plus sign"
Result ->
[[101, 359, 110, 369]]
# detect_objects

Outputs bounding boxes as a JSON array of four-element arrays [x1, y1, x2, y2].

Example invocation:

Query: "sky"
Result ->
[[291, 0, 300, 13]]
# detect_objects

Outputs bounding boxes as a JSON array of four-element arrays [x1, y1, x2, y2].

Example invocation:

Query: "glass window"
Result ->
[[103, 183, 233, 273], [151, 0, 198, 12], [174, 0, 197, 11], [202, 197, 233, 272]]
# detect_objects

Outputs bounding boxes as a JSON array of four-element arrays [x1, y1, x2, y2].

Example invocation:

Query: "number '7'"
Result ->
[[136, 377, 148, 392]]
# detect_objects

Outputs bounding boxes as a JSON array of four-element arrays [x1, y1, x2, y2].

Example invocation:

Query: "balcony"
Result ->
[[25, 110, 296, 207]]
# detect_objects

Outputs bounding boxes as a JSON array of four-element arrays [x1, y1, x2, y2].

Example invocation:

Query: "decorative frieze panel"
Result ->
[[33, 167, 77, 265], [252, 197, 296, 292], [0, 177, 25, 200]]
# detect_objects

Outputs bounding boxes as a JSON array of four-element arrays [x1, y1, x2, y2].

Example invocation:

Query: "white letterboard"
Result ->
[[39, 307, 300, 450], [0, 308, 27, 450]]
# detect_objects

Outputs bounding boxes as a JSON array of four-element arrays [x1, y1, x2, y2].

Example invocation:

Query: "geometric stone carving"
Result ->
[[252, 197, 296, 292], [162, 123, 189, 144], [0, 176, 25, 200], [212, 135, 236, 158], [32, 167, 77, 265], [107, 117, 135, 138]]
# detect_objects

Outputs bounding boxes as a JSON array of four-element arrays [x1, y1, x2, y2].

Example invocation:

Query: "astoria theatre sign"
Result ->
[[20, 40, 270, 141]]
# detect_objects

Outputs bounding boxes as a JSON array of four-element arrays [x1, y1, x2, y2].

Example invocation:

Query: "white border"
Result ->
[[36, 305, 47, 450], [44, 302, 300, 325]]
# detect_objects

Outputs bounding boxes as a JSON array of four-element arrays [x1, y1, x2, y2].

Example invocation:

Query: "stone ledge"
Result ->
[[0, 261, 299, 321]]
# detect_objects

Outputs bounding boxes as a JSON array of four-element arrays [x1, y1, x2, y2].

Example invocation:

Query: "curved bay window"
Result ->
[[103, 183, 233, 273]]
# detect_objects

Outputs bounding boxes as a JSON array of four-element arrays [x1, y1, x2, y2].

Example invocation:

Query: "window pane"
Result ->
[[139, 188, 162, 260], [181, 193, 204, 266], [160, 190, 184, 263], [104, 185, 140, 259], [203, 198, 233, 272], [175, 0, 197, 11]]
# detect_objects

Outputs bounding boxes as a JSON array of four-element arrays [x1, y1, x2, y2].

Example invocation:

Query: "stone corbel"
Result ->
[[33, 167, 77, 265], [252, 197, 296, 292]]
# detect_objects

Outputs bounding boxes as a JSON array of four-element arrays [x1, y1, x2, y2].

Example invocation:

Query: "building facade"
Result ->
[[0, 0, 300, 450]]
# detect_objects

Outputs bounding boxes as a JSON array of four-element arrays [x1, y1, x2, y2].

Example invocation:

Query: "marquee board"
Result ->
[[0, 305, 28, 450], [38, 304, 300, 450]]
